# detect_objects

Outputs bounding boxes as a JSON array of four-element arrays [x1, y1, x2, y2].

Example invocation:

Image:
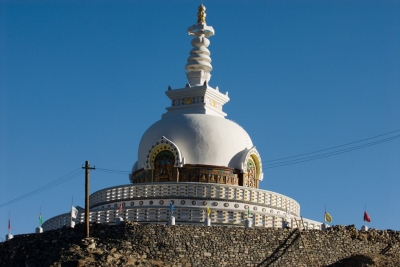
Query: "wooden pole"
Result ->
[[82, 161, 95, 238]]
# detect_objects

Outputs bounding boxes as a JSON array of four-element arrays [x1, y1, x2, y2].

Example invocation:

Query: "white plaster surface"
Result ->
[[136, 114, 253, 171]]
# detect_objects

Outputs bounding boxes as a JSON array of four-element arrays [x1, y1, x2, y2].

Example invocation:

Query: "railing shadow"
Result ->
[[257, 229, 300, 267], [380, 243, 392, 255]]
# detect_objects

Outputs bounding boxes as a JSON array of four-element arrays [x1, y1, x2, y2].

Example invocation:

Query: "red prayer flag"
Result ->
[[8, 219, 11, 231], [364, 211, 371, 222], [119, 203, 123, 213]]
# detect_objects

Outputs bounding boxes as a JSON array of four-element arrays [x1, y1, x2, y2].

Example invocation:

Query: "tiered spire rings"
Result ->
[[185, 5, 215, 86]]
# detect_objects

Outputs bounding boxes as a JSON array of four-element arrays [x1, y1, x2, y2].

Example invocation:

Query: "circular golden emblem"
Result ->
[[185, 98, 192, 105]]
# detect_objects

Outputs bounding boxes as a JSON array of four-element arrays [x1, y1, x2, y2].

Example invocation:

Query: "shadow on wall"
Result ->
[[257, 229, 300, 267]]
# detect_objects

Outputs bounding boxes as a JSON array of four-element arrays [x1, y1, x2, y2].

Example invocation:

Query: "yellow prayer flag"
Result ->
[[325, 212, 332, 223]]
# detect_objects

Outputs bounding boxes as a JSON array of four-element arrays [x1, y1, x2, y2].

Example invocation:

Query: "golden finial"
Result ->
[[197, 4, 206, 24]]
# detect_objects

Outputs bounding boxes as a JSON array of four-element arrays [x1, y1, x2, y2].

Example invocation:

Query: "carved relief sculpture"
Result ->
[[154, 150, 175, 182], [247, 158, 256, 188]]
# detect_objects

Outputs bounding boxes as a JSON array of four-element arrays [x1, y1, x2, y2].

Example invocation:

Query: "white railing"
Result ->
[[90, 183, 300, 216], [43, 206, 321, 231], [42, 183, 322, 231]]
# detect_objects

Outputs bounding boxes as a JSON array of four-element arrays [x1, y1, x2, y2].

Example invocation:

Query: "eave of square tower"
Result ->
[[163, 83, 229, 118]]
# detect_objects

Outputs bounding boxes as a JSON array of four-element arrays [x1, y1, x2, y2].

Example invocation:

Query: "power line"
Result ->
[[0, 167, 130, 208], [0, 167, 131, 208], [96, 167, 129, 173], [96, 168, 130, 175], [263, 129, 400, 163], [264, 134, 400, 168], [263, 134, 400, 169], [96, 167, 130, 174], [0, 169, 83, 208], [2, 129, 398, 207]]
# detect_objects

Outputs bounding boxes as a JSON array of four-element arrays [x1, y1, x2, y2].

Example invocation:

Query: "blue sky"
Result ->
[[1, 1, 399, 237]]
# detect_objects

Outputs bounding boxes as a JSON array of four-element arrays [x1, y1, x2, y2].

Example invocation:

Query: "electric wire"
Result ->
[[96, 168, 130, 173], [0, 168, 128, 208], [264, 134, 400, 168], [2, 130, 399, 207], [263, 134, 400, 169], [0, 169, 83, 208], [263, 129, 400, 163], [96, 168, 130, 175]]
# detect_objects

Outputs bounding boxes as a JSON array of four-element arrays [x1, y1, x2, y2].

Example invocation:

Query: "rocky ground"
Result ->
[[0, 223, 163, 267], [0, 222, 399, 267]]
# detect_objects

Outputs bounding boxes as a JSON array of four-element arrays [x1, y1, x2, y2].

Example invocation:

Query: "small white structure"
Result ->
[[5, 234, 13, 241], [361, 225, 369, 231], [321, 223, 330, 231], [245, 219, 252, 228], [35, 227, 43, 234], [169, 216, 176, 226], [204, 218, 211, 226]]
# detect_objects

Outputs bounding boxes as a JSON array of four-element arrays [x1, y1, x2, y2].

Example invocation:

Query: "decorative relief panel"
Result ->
[[144, 136, 183, 170], [130, 169, 152, 183], [242, 146, 263, 183], [247, 158, 257, 188], [172, 96, 204, 107], [178, 167, 238, 186], [132, 165, 240, 185], [154, 150, 175, 182]]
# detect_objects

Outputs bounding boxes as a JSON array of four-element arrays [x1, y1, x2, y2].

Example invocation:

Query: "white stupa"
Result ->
[[43, 5, 322, 231]]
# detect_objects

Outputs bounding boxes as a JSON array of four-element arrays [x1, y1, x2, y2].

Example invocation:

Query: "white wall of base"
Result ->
[[43, 183, 322, 231]]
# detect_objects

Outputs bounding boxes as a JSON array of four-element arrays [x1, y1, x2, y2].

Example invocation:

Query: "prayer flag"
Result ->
[[119, 202, 123, 213], [39, 213, 43, 226], [364, 211, 371, 222], [247, 207, 251, 218], [206, 206, 211, 217], [169, 202, 174, 213], [8, 219, 11, 231], [324, 212, 332, 223], [71, 206, 78, 219]]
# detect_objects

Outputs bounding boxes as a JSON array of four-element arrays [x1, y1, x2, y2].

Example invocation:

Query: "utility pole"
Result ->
[[82, 160, 95, 237]]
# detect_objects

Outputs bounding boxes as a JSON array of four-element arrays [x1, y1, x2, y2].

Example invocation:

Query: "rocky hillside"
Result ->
[[1, 222, 399, 267]]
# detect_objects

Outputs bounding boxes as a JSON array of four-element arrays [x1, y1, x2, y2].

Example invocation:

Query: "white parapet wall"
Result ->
[[43, 183, 322, 231], [89, 183, 300, 215]]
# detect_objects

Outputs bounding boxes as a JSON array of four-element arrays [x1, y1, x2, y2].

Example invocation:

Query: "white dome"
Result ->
[[136, 114, 253, 171]]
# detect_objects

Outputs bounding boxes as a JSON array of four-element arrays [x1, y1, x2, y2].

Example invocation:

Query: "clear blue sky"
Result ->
[[1, 0, 399, 238]]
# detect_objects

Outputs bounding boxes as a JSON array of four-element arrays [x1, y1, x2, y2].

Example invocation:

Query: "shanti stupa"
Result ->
[[43, 5, 322, 231]]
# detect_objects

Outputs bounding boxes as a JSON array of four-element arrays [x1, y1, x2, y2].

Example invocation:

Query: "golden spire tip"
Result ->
[[197, 4, 206, 24]]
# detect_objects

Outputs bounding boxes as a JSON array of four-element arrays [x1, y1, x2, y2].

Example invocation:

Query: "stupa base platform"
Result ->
[[43, 183, 322, 231]]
